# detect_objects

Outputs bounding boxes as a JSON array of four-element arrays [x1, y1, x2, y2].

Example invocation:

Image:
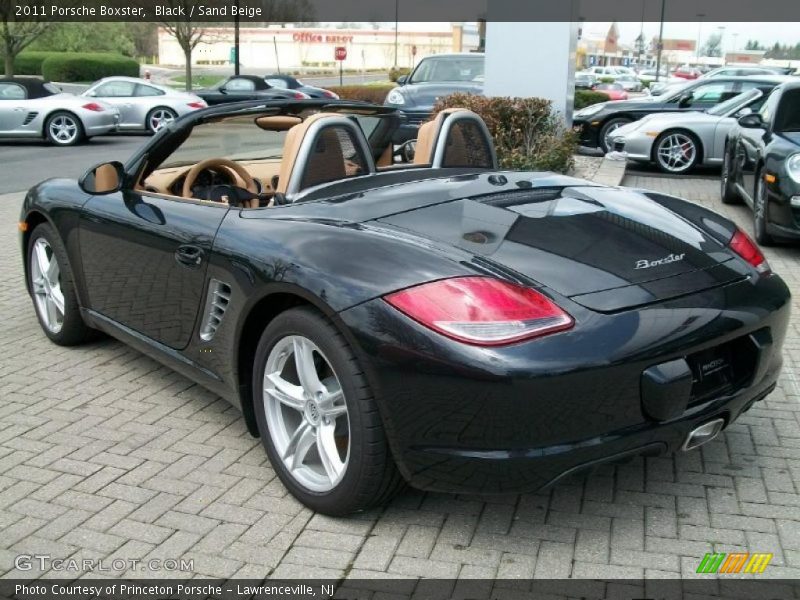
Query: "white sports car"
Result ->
[[609, 87, 773, 174]]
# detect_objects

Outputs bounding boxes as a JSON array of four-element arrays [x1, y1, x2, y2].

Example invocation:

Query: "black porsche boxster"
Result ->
[[21, 99, 790, 515]]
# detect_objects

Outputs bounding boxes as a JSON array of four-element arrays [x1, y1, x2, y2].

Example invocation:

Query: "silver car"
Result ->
[[609, 87, 771, 174], [0, 77, 119, 146], [82, 77, 206, 133]]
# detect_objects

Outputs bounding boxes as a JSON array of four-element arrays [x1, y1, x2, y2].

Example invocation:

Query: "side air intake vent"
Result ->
[[24, 112, 38, 125], [199, 279, 232, 341]]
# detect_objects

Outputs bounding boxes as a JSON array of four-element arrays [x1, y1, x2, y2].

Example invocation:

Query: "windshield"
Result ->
[[706, 89, 763, 116], [409, 56, 484, 83]]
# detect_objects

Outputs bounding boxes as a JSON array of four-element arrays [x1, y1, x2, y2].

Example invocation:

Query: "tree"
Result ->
[[29, 23, 136, 56], [744, 39, 764, 51], [0, 3, 50, 76], [703, 32, 722, 58], [161, 1, 209, 91]]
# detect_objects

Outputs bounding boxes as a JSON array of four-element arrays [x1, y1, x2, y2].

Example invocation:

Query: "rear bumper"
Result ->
[[339, 274, 790, 494], [82, 111, 120, 136], [610, 131, 654, 162]]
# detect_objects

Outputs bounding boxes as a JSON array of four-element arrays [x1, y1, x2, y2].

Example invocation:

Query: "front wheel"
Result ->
[[45, 112, 84, 146], [754, 167, 775, 246], [146, 107, 178, 133], [253, 307, 403, 515], [720, 149, 741, 204], [599, 118, 632, 153], [654, 130, 700, 174]]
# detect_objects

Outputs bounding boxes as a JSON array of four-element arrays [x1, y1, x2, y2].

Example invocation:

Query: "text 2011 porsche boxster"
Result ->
[[21, 99, 790, 515]]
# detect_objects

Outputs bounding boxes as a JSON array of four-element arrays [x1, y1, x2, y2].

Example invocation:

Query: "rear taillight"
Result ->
[[293, 92, 308, 99], [730, 228, 770, 275], [322, 90, 339, 99], [384, 276, 574, 346], [187, 101, 206, 109], [81, 103, 104, 112]]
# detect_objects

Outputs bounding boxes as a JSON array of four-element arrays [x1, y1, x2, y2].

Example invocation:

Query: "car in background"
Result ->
[[0, 77, 118, 146], [583, 65, 635, 79], [575, 72, 596, 90], [638, 68, 670, 83], [82, 77, 206, 133], [574, 75, 793, 152], [673, 66, 703, 80], [615, 74, 643, 93], [384, 52, 484, 140], [705, 65, 795, 78], [721, 80, 800, 244], [195, 75, 310, 106], [610, 86, 775, 174], [592, 82, 629, 100], [263, 74, 339, 99]]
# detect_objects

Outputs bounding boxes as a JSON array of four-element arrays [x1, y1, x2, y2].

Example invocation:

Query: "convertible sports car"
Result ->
[[721, 80, 800, 244], [609, 86, 776, 174], [195, 75, 309, 106], [0, 77, 119, 146], [21, 99, 790, 515]]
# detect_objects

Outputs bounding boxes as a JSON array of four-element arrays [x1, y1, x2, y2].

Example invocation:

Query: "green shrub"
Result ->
[[13, 52, 61, 75], [328, 85, 395, 104], [639, 79, 651, 89], [575, 90, 610, 109], [431, 94, 578, 174], [388, 67, 411, 82], [598, 76, 616, 83], [41, 52, 139, 82]]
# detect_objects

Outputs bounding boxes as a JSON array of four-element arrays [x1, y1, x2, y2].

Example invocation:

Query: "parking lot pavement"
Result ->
[[1, 175, 800, 582]]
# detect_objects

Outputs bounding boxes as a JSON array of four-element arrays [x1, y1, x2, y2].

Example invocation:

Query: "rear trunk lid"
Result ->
[[377, 186, 745, 312]]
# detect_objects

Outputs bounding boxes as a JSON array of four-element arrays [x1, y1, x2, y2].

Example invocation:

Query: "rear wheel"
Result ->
[[753, 167, 775, 246], [253, 307, 403, 515], [654, 130, 700, 174], [720, 148, 740, 204], [146, 107, 177, 133], [45, 112, 84, 146], [599, 117, 632, 153], [27, 223, 96, 345]]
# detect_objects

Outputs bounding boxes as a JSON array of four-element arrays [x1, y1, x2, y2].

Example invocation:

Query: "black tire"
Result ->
[[44, 111, 85, 146], [253, 306, 404, 515], [753, 167, 775, 246], [146, 107, 178, 134], [720, 148, 741, 204], [653, 130, 701, 174], [27, 223, 97, 345], [599, 117, 632, 153]]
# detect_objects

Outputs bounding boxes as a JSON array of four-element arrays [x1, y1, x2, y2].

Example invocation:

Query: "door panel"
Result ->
[[79, 191, 228, 349], [0, 83, 29, 132]]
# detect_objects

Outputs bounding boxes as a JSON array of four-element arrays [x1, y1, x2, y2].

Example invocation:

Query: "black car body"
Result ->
[[264, 74, 339, 99], [574, 75, 794, 152], [20, 99, 790, 514], [195, 75, 307, 105], [384, 53, 484, 141], [721, 81, 800, 244]]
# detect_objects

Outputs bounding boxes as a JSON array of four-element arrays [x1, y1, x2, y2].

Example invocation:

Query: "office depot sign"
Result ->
[[293, 32, 354, 44]]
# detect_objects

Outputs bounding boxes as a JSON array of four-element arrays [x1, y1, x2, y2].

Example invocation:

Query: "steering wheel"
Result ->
[[182, 157, 257, 200]]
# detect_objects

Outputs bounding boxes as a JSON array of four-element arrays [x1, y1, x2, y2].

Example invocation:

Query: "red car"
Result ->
[[673, 66, 702, 80], [592, 82, 629, 101]]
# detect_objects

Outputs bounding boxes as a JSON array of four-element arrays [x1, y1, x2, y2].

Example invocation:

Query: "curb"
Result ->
[[591, 155, 627, 187]]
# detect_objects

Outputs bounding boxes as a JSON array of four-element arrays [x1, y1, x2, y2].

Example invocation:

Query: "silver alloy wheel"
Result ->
[[30, 238, 64, 333], [48, 115, 78, 145], [656, 132, 697, 173], [263, 335, 350, 492], [149, 109, 176, 132]]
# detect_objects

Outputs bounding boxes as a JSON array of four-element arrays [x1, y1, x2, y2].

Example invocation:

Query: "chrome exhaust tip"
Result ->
[[682, 418, 725, 452]]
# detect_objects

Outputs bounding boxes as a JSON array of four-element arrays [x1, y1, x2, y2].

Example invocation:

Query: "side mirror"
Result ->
[[734, 106, 753, 118], [738, 113, 765, 129], [219, 86, 228, 94], [84, 89, 96, 97], [396, 75, 408, 85], [677, 93, 693, 108], [79, 161, 125, 195], [401, 139, 416, 163]]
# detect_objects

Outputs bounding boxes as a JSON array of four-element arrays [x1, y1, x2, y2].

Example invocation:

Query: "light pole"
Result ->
[[234, 0, 240, 76], [718, 26, 726, 64], [695, 13, 705, 65], [393, 0, 399, 69], [655, 0, 666, 82]]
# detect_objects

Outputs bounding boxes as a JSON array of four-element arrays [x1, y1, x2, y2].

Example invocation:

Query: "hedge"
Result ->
[[13, 52, 62, 75], [432, 94, 578, 174], [388, 67, 411, 82], [575, 90, 610, 109], [328, 85, 395, 104], [41, 53, 140, 82]]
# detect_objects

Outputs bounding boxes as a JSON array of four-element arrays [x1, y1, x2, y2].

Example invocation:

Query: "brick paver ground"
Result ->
[[1, 175, 799, 581]]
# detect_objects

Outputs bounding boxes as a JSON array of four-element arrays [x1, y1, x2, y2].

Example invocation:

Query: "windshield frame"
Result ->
[[706, 88, 764, 117]]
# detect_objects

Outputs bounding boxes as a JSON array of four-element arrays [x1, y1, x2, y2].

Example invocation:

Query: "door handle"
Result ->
[[175, 244, 204, 268]]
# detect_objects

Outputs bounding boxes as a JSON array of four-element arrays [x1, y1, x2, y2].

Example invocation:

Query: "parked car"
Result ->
[[704, 65, 796, 78], [615, 74, 643, 93], [263, 74, 339, 99], [592, 82, 629, 100], [82, 77, 206, 133], [610, 86, 775, 173], [637, 68, 670, 83], [721, 80, 800, 244], [0, 77, 118, 146], [583, 65, 635, 79], [20, 98, 790, 515], [575, 72, 596, 90], [195, 75, 309, 106], [384, 52, 484, 140], [574, 75, 793, 152], [673, 66, 703, 80]]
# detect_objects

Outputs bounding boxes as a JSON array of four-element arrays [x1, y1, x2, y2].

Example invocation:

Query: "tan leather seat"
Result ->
[[276, 112, 344, 195], [414, 108, 496, 169], [413, 108, 467, 165]]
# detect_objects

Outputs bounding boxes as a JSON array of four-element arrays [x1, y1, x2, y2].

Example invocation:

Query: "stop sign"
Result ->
[[412, 45, 417, 56], [335, 46, 347, 61]]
